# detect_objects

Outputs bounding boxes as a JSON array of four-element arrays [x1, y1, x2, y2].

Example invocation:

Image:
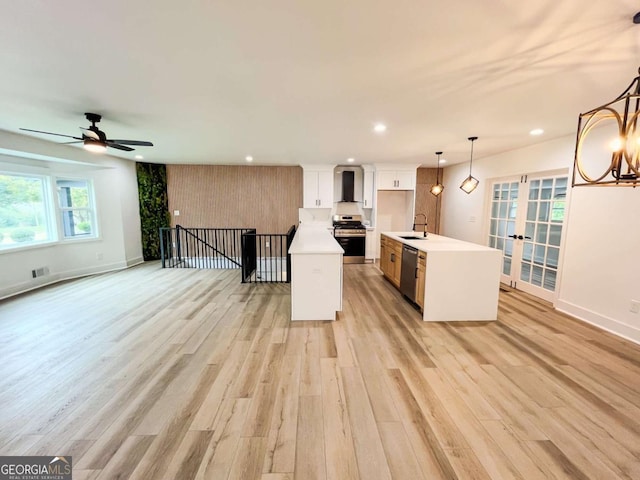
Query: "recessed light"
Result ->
[[439, 158, 447, 164], [135, 155, 144, 160], [347, 158, 355, 163], [245, 156, 253, 162], [530, 128, 544, 136], [373, 123, 387, 133]]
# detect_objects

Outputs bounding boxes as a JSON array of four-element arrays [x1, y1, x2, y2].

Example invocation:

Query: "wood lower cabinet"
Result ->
[[416, 252, 426, 310], [380, 234, 402, 288]]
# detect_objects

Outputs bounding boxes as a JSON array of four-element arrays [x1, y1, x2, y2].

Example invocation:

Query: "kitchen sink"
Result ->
[[399, 235, 427, 240]]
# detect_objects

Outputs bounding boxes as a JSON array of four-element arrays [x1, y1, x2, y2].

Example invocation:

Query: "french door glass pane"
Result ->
[[497, 220, 506, 237], [503, 257, 512, 275], [536, 223, 548, 243], [521, 263, 531, 282], [499, 202, 508, 218], [549, 225, 562, 246], [538, 201, 550, 221], [529, 180, 540, 199], [534, 245, 546, 265], [527, 202, 537, 221], [505, 238, 513, 256], [546, 247, 559, 268], [532, 266, 544, 286], [523, 243, 533, 262], [525, 222, 535, 239], [544, 269, 557, 291]]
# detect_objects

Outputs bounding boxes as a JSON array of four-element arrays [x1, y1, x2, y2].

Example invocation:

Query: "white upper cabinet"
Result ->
[[303, 168, 334, 208], [363, 169, 374, 208], [376, 169, 416, 190]]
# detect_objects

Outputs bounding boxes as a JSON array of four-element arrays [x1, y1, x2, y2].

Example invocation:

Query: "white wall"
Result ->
[[440, 134, 640, 343], [0, 131, 143, 299]]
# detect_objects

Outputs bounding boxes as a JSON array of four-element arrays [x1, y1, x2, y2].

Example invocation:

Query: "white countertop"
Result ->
[[289, 224, 344, 255], [382, 231, 499, 253]]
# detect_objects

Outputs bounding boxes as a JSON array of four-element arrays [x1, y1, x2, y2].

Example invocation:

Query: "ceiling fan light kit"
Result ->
[[460, 136, 479, 194], [83, 139, 107, 153], [20, 112, 153, 154], [573, 67, 640, 187]]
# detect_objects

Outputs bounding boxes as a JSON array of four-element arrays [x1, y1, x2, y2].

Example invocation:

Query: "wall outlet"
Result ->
[[265, 241, 270, 248], [469, 216, 476, 223], [173, 210, 180, 216], [96, 253, 103, 260], [31, 266, 50, 278], [630, 300, 640, 314]]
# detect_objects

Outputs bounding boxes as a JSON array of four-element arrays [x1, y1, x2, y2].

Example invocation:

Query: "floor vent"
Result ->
[[31, 266, 50, 278]]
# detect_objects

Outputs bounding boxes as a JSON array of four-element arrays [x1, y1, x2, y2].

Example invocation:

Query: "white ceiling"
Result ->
[[1, 1, 638, 167]]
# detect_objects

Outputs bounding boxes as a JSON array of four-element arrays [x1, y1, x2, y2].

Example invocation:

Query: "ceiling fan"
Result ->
[[20, 112, 154, 153]]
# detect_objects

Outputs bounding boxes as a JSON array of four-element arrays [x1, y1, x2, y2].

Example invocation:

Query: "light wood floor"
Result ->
[[1, 263, 639, 480]]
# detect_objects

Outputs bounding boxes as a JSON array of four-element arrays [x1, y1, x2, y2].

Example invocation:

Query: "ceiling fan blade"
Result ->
[[20, 128, 83, 140], [107, 143, 135, 152], [107, 140, 154, 146], [61, 141, 84, 144]]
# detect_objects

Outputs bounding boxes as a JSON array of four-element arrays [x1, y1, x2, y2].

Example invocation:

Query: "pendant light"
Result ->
[[459, 136, 479, 194], [573, 66, 640, 186], [430, 151, 444, 196]]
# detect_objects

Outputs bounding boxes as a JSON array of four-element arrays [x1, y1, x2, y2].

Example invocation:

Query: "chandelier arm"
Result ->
[[575, 111, 622, 183], [622, 108, 640, 175]]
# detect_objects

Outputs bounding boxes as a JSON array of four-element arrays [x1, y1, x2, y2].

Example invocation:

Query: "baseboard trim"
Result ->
[[0, 261, 138, 301], [555, 299, 640, 345]]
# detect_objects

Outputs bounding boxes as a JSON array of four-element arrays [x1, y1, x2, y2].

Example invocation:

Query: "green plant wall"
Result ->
[[136, 162, 171, 260]]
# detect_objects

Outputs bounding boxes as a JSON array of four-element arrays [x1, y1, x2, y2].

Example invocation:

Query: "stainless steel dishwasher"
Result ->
[[400, 245, 418, 302]]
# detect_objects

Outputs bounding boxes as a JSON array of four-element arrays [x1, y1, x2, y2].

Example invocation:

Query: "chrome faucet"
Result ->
[[412, 213, 428, 237]]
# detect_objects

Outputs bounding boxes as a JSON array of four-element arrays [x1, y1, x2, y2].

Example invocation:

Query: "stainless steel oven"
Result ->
[[333, 214, 366, 264]]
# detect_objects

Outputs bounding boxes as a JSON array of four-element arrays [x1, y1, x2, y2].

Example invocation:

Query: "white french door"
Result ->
[[488, 173, 568, 302]]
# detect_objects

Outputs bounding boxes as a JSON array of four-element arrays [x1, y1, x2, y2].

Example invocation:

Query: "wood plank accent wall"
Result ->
[[166, 165, 303, 233], [415, 167, 441, 234]]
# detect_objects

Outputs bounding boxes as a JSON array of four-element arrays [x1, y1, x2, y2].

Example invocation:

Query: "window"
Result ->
[[0, 173, 56, 248], [56, 179, 96, 238]]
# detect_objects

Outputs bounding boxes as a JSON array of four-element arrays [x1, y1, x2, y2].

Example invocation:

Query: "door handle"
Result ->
[[415, 267, 419, 278], [390, 253, 395, 262], [509, 234, 532, 240]]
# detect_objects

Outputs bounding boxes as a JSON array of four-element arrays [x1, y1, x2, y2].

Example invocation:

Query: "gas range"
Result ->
[[332, 214, 366, 237], [332, 214, 367, 263]]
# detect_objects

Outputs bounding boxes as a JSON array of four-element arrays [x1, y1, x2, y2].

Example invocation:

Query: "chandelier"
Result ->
[[573, 67, 640, 186]]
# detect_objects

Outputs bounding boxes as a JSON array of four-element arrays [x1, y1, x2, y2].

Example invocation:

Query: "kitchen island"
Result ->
[[381, 232, 501, 322], [288, 223, 343, 321]]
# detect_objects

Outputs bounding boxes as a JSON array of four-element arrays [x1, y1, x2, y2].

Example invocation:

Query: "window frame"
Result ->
[[0, 171, 58, 251], [55, 177, 99, 241], [0, 170, 101, 253]]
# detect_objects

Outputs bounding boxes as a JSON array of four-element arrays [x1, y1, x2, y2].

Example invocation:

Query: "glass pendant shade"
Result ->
[[459, 175, 479, 193], [459, 136, 479, 194], [431, 151, 444, 196], [430, 183, 444, 196]]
